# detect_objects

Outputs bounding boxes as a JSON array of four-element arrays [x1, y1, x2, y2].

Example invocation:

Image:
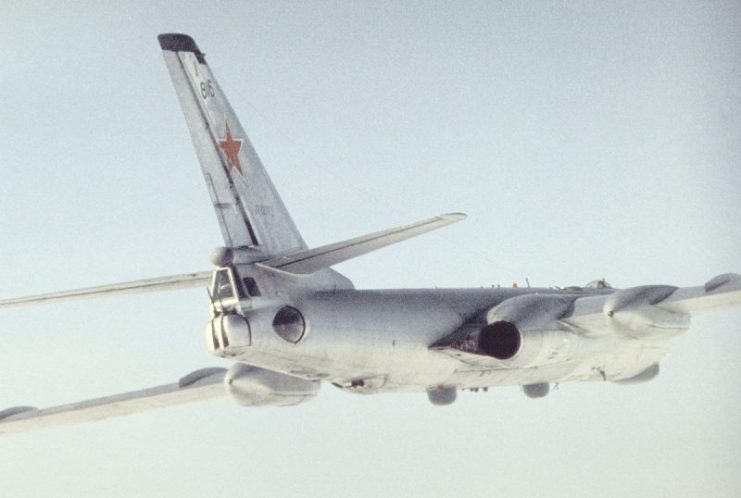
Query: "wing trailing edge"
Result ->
[[257, 213, 467, 275]]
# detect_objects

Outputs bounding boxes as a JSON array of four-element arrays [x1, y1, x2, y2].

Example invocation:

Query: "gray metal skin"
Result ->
[[216, 281, 574, 387], [167, 26, 736, 400], [1, 33, 740, 436], [205, 265, 681, 396]]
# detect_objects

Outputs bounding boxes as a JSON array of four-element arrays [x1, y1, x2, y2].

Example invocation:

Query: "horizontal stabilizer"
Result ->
[[0, 368, 226, 436], [257, 213, 466, 275], [0, 271, 212, 309]]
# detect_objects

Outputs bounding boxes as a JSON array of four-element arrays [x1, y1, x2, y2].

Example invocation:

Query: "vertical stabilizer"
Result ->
[[158, 33, 306, 255]]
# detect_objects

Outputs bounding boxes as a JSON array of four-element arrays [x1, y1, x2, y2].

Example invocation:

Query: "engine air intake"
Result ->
[[479, 321, 521, 360]]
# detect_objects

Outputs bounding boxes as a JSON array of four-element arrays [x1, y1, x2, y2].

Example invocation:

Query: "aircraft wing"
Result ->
[[0, 368, 226, 436], [258, 213, 466, 275], [564, 273, 741, 331], [652, 273, 741, 314], [432, 274, 741, 366], [0, 271, 212, 309]]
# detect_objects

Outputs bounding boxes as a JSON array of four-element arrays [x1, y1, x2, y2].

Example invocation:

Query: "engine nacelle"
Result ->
[[478, 294, 580, 367], [603, 285, 690, 338], [225, 363, 320, 407], [477, 320, 579, 367]]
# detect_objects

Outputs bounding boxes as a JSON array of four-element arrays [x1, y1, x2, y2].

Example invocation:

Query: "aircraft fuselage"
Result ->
[[208, 283, 674, 394]]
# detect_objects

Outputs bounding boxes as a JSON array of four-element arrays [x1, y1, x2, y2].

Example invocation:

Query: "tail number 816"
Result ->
[[200, 80, 215, 99]]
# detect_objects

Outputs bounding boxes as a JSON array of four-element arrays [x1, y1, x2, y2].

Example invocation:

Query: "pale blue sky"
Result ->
[[1, 2, 740, 497]]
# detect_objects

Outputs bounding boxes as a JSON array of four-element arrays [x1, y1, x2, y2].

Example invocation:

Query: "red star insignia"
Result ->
[[218, 121, 243, 176]]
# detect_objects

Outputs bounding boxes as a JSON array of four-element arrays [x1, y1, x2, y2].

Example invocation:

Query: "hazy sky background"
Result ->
[[1, 1, 740, 496]]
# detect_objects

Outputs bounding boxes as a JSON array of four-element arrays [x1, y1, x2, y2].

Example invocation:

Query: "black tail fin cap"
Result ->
[[158, 33, 206, 63]]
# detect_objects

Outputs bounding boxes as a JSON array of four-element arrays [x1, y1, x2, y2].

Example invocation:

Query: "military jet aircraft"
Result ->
[[1, 33, 739, 435]]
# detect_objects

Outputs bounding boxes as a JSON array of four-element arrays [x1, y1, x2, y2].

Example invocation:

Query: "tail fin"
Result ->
[[158, 34, 306, 255]]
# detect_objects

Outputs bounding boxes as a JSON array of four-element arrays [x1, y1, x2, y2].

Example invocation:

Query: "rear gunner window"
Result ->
[[213, 270, 234, 300]]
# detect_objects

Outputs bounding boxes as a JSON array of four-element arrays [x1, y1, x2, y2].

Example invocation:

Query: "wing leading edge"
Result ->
[[0, 368, 226, 436]]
